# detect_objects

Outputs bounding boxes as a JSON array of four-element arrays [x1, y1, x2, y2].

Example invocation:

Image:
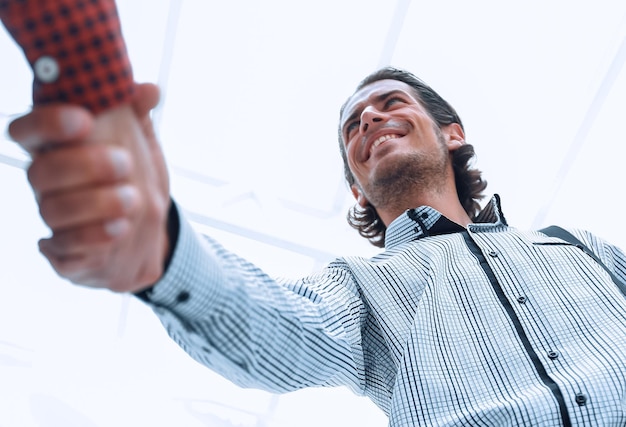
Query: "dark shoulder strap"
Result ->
[[540, 225, 626, 296], [540, 225, 586, 247]]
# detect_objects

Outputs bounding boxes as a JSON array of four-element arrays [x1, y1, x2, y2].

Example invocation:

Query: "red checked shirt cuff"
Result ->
[[0, 0, 134, 113]]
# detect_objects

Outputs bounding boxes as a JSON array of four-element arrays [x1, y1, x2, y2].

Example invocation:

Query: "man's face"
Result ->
[[340, 79, 459, 210]]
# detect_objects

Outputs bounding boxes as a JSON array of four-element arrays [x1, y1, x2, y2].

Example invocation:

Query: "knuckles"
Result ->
[[27, 145, 129, 195], [38, 192, 169, 291], [37, 187, 129, 231]]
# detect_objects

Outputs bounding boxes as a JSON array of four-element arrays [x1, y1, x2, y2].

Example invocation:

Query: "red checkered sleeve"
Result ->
[[0, 0, 134, 113]]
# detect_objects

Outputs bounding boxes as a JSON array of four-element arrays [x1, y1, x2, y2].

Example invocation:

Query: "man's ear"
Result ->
[[442, 123, 465, 152], [351, 184, 369, 208]]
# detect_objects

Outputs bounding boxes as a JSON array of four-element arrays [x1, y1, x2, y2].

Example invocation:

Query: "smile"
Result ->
[[370, 134, 401, 156]]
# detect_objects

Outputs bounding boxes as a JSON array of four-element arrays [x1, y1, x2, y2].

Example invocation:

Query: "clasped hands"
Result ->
[[9, 83, 171, 293]]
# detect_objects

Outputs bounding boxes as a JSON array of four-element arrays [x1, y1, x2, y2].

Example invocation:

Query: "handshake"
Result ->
[[9, 83, 171, 293]]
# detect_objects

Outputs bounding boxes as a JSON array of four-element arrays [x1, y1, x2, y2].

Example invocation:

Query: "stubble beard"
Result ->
[[359, 133, 449, 213]]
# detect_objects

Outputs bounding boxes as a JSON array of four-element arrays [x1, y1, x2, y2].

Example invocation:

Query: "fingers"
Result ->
[[38, 184, 139, 230], [39, 225, 119, 258], [8, 105, 93, 154], [39, 218, 130, 267], [39, 239, 113, 289], [38, 214, 164, 291], [7, 83, 159, 154], [10, 87, 170, 292], [28, 144, 133, 194]]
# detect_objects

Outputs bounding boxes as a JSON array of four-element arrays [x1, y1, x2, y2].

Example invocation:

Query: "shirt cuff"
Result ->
[[133, 205, 225, 319], [134, 199, 179, 301], [0, 0, 134, 113]]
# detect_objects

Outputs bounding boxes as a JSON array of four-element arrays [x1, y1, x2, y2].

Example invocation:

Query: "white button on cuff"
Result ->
[[34, 56, 60, 83]]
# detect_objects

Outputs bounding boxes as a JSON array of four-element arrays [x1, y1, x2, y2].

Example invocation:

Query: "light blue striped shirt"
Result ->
[[142, 195, 626, 426]]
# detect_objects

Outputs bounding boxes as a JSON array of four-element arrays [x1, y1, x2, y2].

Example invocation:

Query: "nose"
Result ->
[[360, 106, 384, 133]]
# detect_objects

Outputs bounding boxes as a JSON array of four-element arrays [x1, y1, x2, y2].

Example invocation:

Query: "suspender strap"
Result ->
[[540, 225, 626, 297]]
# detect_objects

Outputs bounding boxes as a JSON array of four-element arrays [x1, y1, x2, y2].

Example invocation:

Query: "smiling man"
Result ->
[[10, 65, 626, 426], [338, 68, 487, 248], [340, 76, 471, 233]]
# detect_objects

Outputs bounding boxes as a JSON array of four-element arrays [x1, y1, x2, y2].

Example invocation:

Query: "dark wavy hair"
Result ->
[[338, 67, 487, 248]]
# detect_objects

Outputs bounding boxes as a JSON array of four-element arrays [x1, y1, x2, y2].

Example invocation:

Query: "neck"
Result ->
[[378, 185, 472, 228]]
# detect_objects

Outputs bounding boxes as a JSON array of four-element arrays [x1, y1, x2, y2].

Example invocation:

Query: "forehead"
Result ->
[[341, 79, 418, 124]]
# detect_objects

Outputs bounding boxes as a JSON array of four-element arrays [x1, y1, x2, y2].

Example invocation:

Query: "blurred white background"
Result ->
[[1, 1, 626, 425]]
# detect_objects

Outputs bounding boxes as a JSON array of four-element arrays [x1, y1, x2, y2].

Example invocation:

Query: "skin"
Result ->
[[9, 83, 170, 292], [340, 79, 472, 228]]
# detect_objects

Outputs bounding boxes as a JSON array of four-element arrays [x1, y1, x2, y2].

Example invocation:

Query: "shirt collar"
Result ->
[[384, 194, 508, 249]]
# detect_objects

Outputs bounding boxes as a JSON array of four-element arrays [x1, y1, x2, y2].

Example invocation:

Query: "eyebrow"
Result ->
[[342, 89, 409, 132]]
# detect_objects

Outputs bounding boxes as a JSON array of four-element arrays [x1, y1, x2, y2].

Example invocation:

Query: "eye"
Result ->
[[384, 96, 405, 109], [345, 120, 360, 139]]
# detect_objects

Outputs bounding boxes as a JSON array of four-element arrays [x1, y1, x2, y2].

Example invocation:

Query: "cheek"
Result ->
[[345, 148, 364, 184], [345, 142, 358, 168]]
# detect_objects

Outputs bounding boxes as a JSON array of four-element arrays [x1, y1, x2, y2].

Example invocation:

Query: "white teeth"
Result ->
[[370, 134, 400, 155]]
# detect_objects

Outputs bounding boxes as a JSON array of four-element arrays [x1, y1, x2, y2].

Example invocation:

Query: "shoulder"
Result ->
[[546, 226, 626, 269]]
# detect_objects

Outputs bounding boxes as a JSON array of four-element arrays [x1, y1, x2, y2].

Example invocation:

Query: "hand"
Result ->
[[9, 84, 171, 292]]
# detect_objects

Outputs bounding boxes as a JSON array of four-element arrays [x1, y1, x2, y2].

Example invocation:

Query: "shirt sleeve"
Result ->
[[0, 0, 134, 113], [139, 203, 369, 395]]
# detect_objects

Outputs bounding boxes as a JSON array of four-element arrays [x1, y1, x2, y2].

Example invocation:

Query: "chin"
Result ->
[[366, 153, 447, 206]]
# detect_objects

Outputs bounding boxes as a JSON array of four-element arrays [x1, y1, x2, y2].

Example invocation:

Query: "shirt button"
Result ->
[[575, 393, 587, 406], [517, 296, 528, 304], [34, 55, 60, 83], [547, 350, 560, 360], [176, 291, 190, 303], [488, 250, 498, 258]]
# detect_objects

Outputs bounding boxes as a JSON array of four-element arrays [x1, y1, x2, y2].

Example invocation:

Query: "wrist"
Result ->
[[134, 199, 179, 301]]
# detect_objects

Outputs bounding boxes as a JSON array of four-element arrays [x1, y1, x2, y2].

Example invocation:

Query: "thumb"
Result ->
[[131, 83, 160, 118]]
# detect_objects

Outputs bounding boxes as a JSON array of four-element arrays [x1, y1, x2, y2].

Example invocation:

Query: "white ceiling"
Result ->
[[2, 1, 626, 425]]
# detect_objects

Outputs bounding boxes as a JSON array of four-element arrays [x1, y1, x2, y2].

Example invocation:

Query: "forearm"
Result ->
[[141, 205, 368, 394], [0, 0, 134, 113]]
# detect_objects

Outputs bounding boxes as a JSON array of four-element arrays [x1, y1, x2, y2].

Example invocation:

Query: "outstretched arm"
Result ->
[[2, 2, 372, 399]]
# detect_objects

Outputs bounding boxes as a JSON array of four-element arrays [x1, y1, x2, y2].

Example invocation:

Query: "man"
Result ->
[[9, 57, 626, 426]]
